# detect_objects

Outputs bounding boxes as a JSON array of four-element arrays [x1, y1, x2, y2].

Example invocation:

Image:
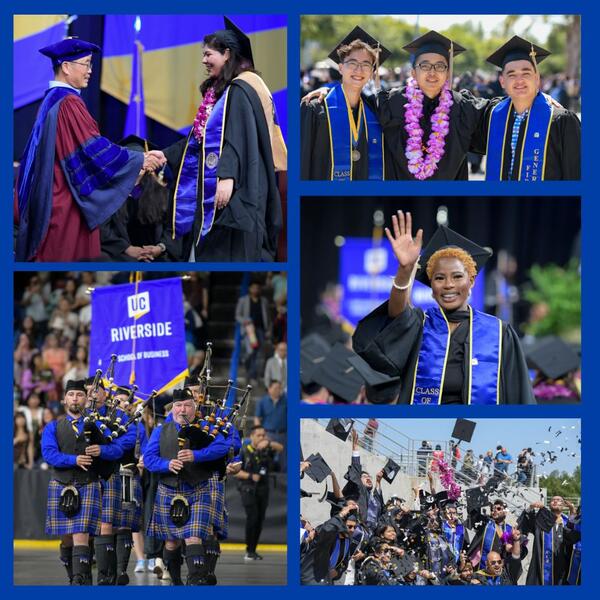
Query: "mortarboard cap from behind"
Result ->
[[325, 418, 354, 442], [402, 30, 466, 65], [118, 135, 159, 153], [416, 225, 493, 286], [382, 458, 401, 484], [434, 490, 449, 508], [451, 418, 477, 443], [395, 553, 417, 578], [347, 353, 401, 405], [312, 343, 364, 403], [526, 336, 580, 380], [328, 26, 391, 66], [300, 333, 331, 386], [304, 452, 332, 483], [39, 37, 101, 68], [223, 16, 254, 66], [486, 35, 551, 71]]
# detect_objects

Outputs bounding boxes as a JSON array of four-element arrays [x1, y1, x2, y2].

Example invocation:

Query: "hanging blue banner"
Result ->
[[89, 277, 188, 395], [339, 238, 486, 327]]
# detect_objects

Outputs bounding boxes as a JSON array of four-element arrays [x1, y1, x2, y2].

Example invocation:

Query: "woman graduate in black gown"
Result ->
[[352, 211, 535, 405], [300, 27, 390, 181], [162, 17, 286, 262]]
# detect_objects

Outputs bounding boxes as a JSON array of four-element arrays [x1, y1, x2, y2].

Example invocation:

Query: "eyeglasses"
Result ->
[[489, 560, 503, 566], [416, 62, 448, 73], [343, 60, 374, 72], [69, 60, 93, 71]]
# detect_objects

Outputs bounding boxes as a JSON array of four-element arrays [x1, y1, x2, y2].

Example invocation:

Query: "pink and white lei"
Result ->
[[403, 77, 453, 180], [437, 458, 462, 500], [192, 87, 217, 143]]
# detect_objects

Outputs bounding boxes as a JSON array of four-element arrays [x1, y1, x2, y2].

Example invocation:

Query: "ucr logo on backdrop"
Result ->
[[89, 277, 188, 394]]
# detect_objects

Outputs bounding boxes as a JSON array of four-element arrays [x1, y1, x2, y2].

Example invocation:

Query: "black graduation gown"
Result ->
[[300, 515, 350, 585], [163, 80, 282, 262], [518, 507, 580, 585], [300, 93, 376, 180], [352, 302, 535, 405], [341, 454, 384, 529], [472, 97, 581, 180], [377, 88, 484, 180]]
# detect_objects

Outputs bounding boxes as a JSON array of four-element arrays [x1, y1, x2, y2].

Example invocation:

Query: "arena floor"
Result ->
[[14, 542, 287, 586]]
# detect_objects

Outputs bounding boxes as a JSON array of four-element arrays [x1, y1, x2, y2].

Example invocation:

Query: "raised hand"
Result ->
[[301, 87, 329, 105], [385, 210, 423, 270]]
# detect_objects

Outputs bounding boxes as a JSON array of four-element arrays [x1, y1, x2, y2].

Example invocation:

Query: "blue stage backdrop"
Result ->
[[101, 14, 287, 139], [89, 277, 188, 395], [339, 237, 485, 327]]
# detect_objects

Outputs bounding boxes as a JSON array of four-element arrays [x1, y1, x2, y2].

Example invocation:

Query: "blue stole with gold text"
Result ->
[[324, 84, 383, 181], [486, 92, 553, 181], [411, 306, 502, 405]]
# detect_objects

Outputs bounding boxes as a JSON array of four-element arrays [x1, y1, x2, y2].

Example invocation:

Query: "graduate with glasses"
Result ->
[[301, 27, 390, 181]]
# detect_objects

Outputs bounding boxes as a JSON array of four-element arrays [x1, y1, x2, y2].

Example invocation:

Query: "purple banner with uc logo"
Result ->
[[339, 238, 485, 327], [89, 277, 188, 395]]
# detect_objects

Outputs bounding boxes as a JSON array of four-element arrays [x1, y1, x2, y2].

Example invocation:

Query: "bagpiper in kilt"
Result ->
[[144, 388, 239, 585], [41, 379, 124, 585]]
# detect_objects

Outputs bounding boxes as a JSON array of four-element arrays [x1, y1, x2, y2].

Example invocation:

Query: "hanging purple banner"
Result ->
[[89, 277, 188, 394]]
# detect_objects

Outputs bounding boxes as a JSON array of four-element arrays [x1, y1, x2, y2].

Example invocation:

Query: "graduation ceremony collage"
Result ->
[[7, 4, 589, 594]]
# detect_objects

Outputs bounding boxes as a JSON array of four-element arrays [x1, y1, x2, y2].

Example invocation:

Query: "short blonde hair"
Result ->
[[426, 247, 477, 281]]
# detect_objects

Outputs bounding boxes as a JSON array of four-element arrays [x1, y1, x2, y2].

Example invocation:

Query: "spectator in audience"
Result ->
[[255, 380, 287, 470], [264, 342, 287, 391], [13, 412, 32, 469]]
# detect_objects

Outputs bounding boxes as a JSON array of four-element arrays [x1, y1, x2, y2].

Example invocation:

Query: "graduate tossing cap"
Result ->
[[486, 35, 551, 73], [416, 224, 493, 286], [39, 37, 101, 68]]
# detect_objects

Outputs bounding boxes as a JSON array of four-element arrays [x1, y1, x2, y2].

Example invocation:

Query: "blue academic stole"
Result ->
[[443, 522, 464, 562], [329, 537, 350, 569], [480, 521, 511, 567], [485, 92, 553, 181], [324, 84, 383, 181], [411, 306, 502, 405], [542, 514, 568, 585], [567, 520, 581, 585], [172, 88, 230, 240]]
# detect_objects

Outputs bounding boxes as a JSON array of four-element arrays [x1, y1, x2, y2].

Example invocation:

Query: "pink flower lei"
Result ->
[[437, 458, 462, 500], [403, 77, 454, 180], [192, 86, 217, 143]]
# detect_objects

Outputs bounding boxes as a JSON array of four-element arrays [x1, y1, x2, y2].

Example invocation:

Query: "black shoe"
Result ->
[[71, 574, 86, 586], [205, 573, 217, 585], [117, 572, 130, 585]]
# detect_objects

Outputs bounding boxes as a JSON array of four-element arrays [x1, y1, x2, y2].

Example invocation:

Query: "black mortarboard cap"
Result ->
[[65, 379, 86, 393], [535, 506, 555, 532], [324, 491, 346, 511], [526, 336, 580, 380], [300, 333, 331, 386], [402, 30, 466, 65], [312, 343, 364, 403], [466, 486, 489, 512], [223, 16, 254, 66], [395, 553, 417, 578], [347, 354, 401, 405], [304, 452, 332, 483], [39, 37, 101, 68], [419, 490, 436, 510], [325, 418, 354, 442], [451, 418, 476, 443], [382, 458, 401, 484], [328, 26, 391, 66], [434, 490, 450, 507], [486, 35, 551, 70], [416, 225, 493, 286], [118, 135, 158, 153], [172, 387, 194, 402]]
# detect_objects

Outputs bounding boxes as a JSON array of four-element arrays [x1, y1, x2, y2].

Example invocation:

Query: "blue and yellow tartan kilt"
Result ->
[[117, 473, 143, 531], [101, 472, 122, 526], [46, 479, 101, 536], [208, 475, 228, 540], [147, 480, 214, 540]]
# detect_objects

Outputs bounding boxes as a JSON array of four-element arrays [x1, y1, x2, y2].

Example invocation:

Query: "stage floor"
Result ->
[[14, 544, 287, 586]]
